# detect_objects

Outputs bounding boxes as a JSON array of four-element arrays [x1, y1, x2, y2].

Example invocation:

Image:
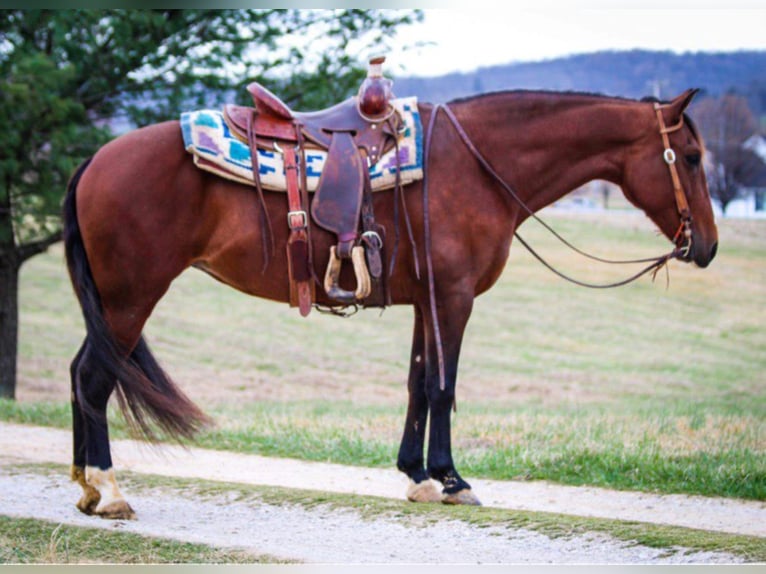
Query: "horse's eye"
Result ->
[[685, 153, 701, 167]]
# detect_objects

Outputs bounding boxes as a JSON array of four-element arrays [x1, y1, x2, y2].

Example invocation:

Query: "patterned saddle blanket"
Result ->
[[180, 97, 423, 192]]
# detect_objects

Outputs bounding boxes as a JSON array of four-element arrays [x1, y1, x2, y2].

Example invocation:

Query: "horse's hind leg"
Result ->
[[397, 306, 442, 503], [70, 341, 98, 514], [70, 338, 135, 520]]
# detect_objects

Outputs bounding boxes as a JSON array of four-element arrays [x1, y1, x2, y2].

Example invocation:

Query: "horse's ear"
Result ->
[[668, 88, 699, 117], [658, 89, 699, 127]]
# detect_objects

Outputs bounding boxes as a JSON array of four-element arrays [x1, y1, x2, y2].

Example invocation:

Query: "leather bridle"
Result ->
[[654, 102, 694, 259]]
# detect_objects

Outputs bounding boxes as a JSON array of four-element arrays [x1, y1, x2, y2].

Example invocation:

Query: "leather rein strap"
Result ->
[[420, 102, 693, 390]]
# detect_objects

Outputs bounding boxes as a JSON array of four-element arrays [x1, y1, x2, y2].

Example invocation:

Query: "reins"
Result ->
[[421, 102, 693, 390], [436, 103, 688, 283]]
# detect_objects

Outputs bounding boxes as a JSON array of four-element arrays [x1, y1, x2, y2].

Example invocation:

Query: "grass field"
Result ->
[[8, 209, 766, 500], [0, 514, 274, 564]]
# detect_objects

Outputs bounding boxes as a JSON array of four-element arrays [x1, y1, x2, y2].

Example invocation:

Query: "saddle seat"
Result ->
[[223, 81, 401, 163]]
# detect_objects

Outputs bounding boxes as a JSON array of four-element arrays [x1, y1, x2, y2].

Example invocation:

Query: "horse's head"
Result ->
[[622, 89, 718, 268]]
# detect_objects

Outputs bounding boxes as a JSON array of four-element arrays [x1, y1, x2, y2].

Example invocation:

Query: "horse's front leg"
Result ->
[[424, 293, 481, 505], [397, 305, 442, 503]]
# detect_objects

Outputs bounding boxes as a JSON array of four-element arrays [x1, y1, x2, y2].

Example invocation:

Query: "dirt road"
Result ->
[[1, 422, 762, 563]]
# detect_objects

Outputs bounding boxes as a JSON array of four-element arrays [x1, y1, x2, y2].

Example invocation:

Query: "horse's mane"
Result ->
[[447, 89, 638, 106], [447, 89, 703, 143]]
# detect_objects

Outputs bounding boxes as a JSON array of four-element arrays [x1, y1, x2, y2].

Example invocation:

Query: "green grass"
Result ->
[[11, 211, 766, 500], [0, 515, 281, 564], [3, 398, 763, 500]]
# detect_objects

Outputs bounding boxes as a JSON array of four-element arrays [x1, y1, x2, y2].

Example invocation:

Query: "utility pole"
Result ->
[[647, 79, 669, 100]]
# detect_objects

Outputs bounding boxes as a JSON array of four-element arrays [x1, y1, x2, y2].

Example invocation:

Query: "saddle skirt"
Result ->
[[180, 97, 423, 193]]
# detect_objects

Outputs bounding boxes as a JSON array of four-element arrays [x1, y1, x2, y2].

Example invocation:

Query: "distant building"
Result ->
[[715, 134, 766, 219]]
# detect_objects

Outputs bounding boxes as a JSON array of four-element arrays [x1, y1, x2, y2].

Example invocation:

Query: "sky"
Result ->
[[379, 4, 766, 77]]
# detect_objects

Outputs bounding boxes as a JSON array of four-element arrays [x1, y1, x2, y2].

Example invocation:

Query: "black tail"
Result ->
[[63, 158, 211, 441]]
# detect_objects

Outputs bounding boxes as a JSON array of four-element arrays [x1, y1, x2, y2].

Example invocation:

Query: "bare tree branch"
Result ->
[[17, 230, 62, 265]]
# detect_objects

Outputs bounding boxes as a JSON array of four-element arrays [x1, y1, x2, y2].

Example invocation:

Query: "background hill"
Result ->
[[392, 50, 766, 120]]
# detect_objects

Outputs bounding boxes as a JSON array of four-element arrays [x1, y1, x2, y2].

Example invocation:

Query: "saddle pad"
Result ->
[[180, 97, 423, 193]]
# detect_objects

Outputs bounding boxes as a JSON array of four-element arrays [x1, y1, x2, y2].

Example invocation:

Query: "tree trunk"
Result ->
[[1, 173, 19, 399], [0, 255, 20, 399]]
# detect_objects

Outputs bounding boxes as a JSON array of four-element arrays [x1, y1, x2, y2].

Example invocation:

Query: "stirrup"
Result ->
[[323, 245, 371, 304]]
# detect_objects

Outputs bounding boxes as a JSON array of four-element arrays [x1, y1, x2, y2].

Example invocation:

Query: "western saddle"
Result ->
[[222, 57, 402, 316]]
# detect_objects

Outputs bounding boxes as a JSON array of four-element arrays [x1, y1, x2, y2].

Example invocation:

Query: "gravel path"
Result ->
[[0, 471, 746, 564], [0, 422, 762, 563]]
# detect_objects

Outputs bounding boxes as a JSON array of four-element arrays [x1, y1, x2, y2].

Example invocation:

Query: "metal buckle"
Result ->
[[361, 230, 383, 250], [672, 218, 693, 258], [663, 148, 677, 165], [679, 234, 692, 258], [287, 210, 307, 230], [273, 140, 300, 158]]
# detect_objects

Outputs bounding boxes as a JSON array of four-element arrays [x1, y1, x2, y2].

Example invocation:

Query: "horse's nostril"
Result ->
[[710, 242, 718, 262]]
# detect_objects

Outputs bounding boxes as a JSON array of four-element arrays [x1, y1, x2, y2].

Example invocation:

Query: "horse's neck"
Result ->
[[453, 92, 645, 213]]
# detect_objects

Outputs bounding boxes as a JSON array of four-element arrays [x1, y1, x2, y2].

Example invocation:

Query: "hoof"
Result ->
[[72, 465, 100, 515], [96, 500, 137, 520], [75, 466, 136, 520], [76, 491, 101, 515], [442, 488, 482, 506], [406, 479, 442, 503]]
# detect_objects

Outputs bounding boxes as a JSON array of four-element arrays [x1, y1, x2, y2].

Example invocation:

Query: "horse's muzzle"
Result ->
[[691, 240, 718, 268]]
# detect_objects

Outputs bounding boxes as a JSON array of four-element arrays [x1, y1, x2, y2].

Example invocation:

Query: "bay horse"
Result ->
[[63, 88, 717, 519]]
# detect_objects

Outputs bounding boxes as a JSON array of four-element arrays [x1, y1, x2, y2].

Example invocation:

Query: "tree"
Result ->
[[693, 94, 763, 214], [0, 9, 421, 399]]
